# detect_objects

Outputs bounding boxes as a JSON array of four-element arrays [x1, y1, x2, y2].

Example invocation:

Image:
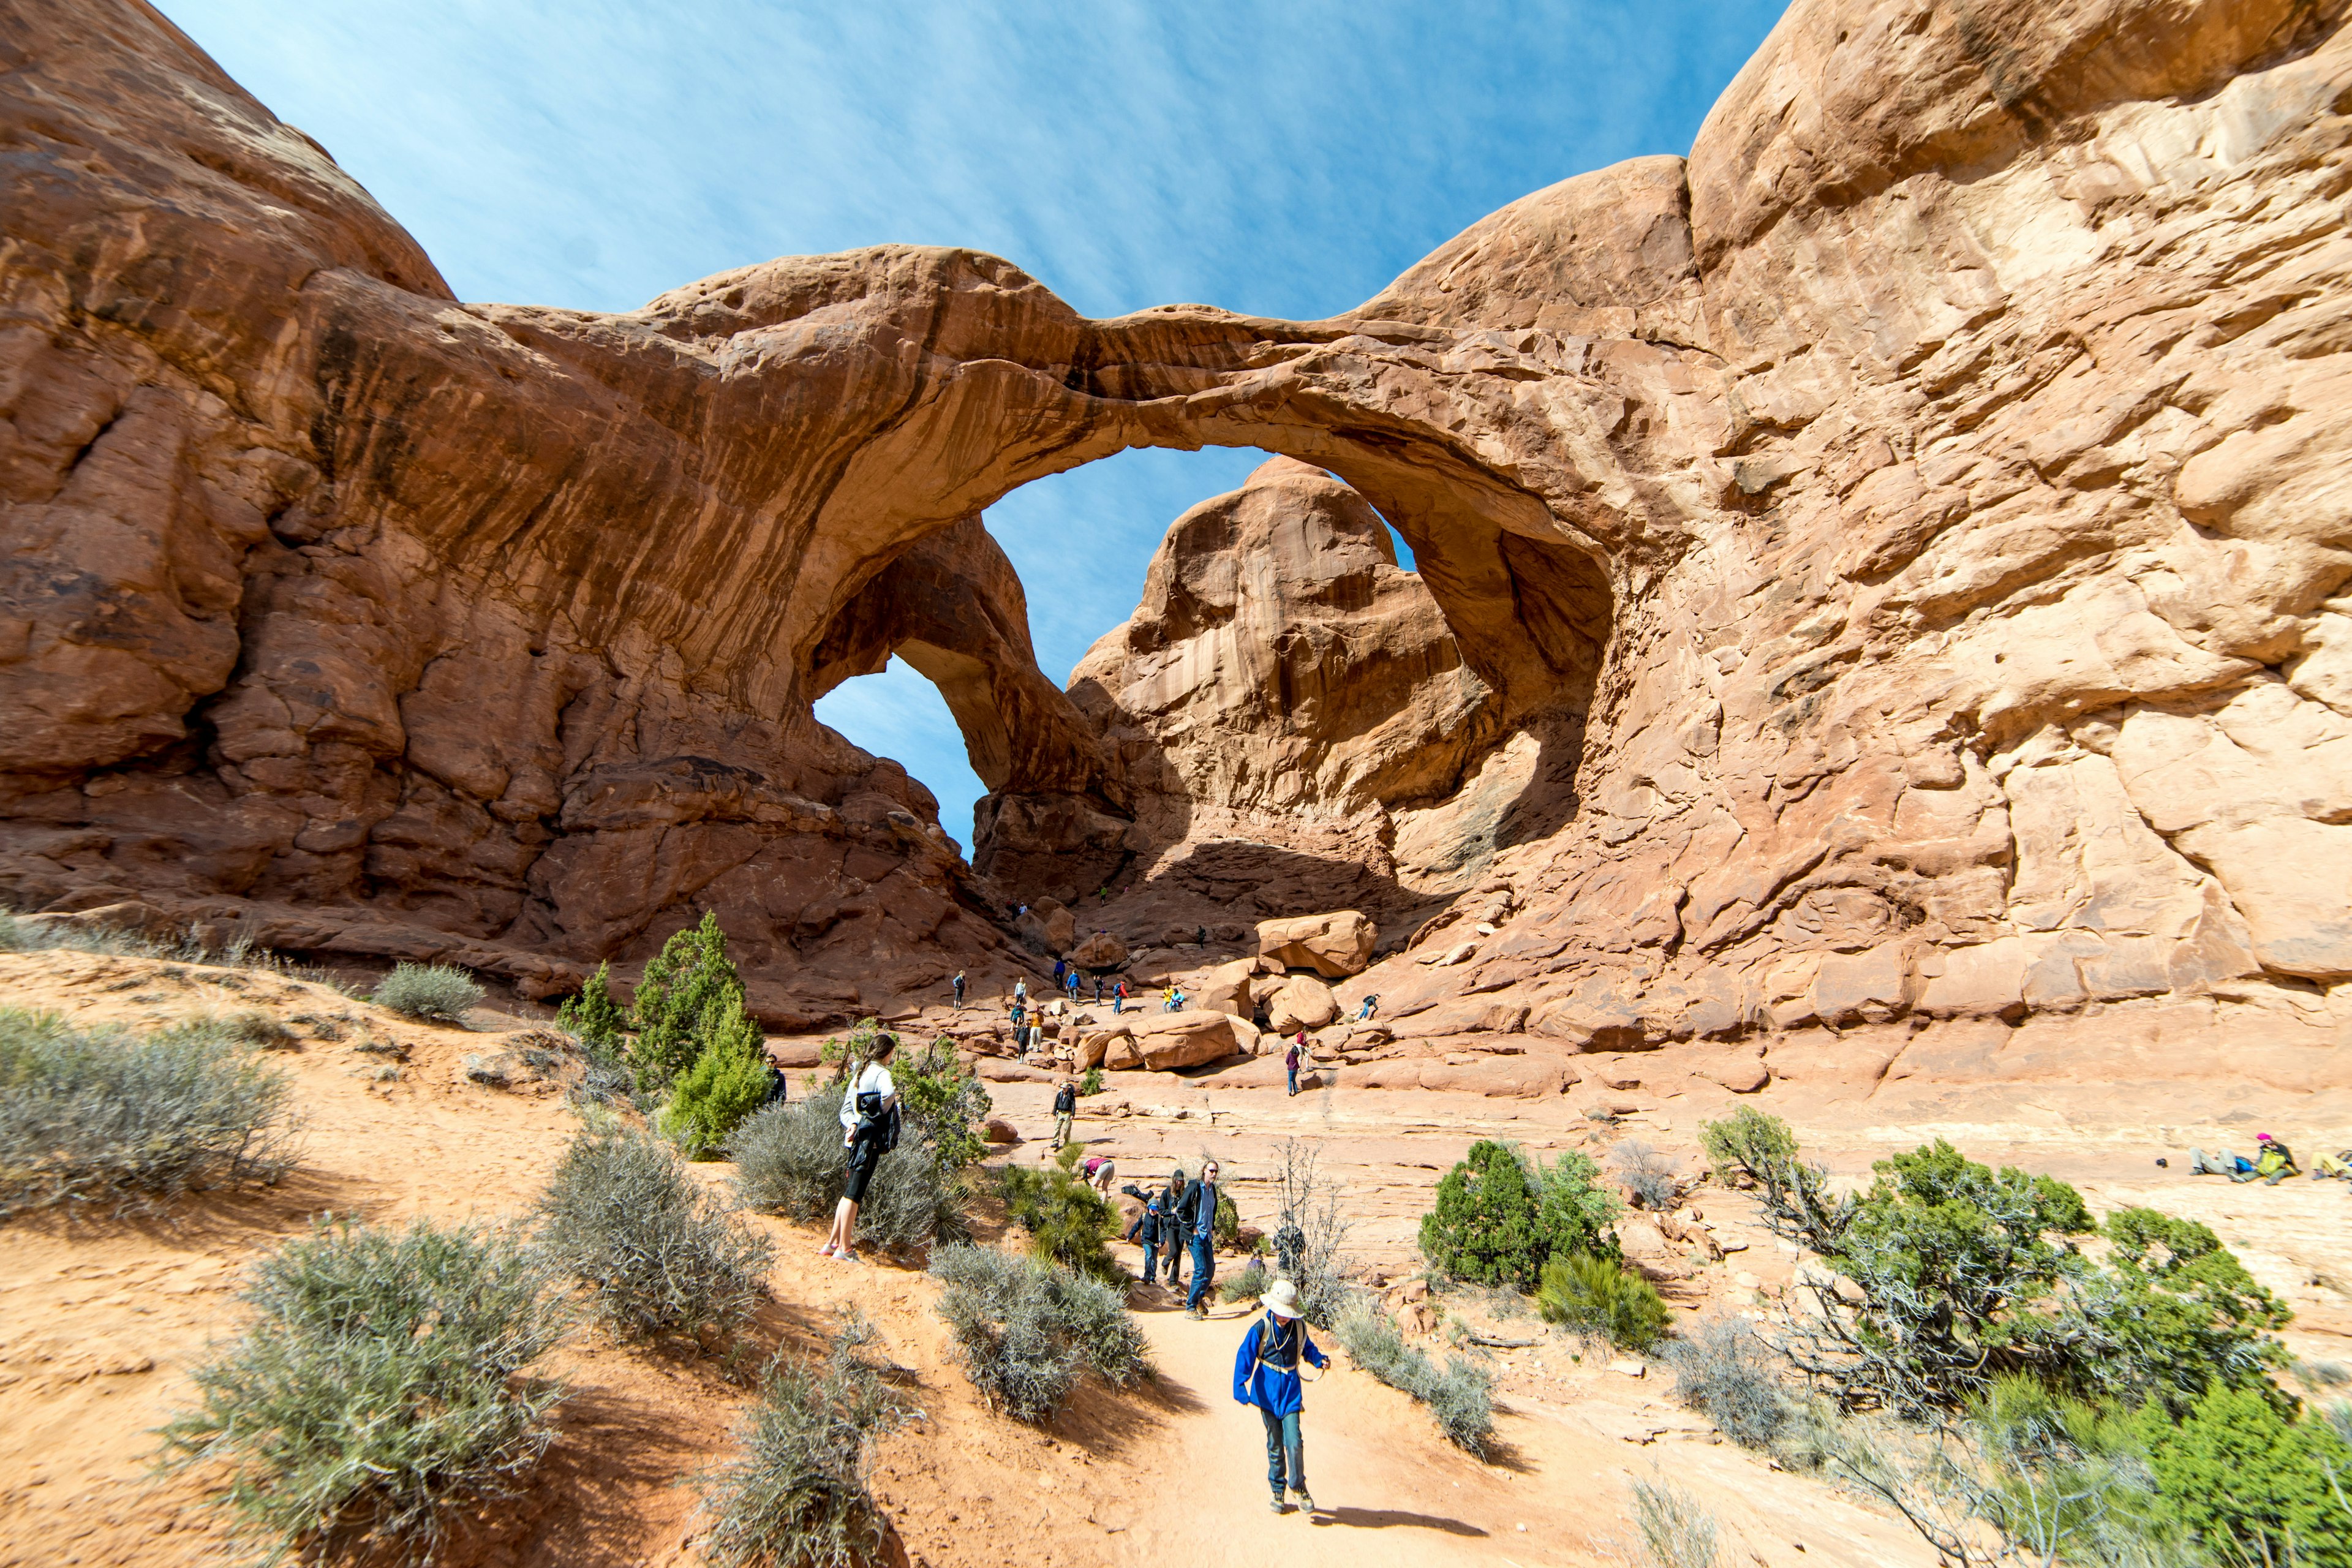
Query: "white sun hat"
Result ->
[[1264, 1278, 1302, 1318]]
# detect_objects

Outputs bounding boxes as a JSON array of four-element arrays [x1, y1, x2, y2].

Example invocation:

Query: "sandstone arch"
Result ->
[[5, 0, 2350, 1084]]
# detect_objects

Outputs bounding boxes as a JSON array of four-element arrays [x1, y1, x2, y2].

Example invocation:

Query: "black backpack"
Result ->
[[854, 1085, 900, 1153]]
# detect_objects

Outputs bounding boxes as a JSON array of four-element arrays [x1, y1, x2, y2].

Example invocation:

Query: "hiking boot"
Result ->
[[1268, 1496, 1287, 1514], [1294, 1492, 1316, 1515]]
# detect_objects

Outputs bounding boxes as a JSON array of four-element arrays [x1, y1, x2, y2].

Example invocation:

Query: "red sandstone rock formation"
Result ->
[[3, 0, 2348, 1083]]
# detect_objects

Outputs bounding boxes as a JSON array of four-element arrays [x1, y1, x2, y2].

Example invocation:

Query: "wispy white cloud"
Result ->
[[160, 0, 1788, 842]]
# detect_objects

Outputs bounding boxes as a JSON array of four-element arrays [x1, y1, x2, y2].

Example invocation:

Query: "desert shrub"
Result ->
[[1629, 1472, 1723, 1568], [1664, 1315, 1790, 1449], [999, 1157, 1126, 1283], [0, 1010, 295, 1218], [1078, 1066, 1104, 1096], [0, 909, 153, 956], [2138, 1384, 2352, 1568], [1705, 1113, 2293, 1417], [1537, 1251, 1669, 1352], [729, 1087, 969, 1256], [1271, 1139, 1358, 1327], [1420, 1139, 1619, 1291], [371, 962, 484, 1022], [1333, 1302, 1493, 1456], [1611, 1139, 1681, 1211], [554, 960, 628, 1055], [892, 1036, 990, 1174], [661, 989, 772, 1159], [535, 1125, 773, 1348], [157, 1216, 567, 1563], [1215, 1191, 1240, 1250], [695, 1315, 906, 1568], [930, 1245, 1151, 1421], [1218, 1259, 1273, 1304], [221, 1009, 299, 1049], [629, 913, 746, 1095]]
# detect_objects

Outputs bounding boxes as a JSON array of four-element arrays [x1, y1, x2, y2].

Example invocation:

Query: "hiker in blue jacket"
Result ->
[[1232, 1279, 1330, 1515]]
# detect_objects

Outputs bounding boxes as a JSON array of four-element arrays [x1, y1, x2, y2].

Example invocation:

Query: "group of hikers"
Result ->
[[2187, 1133, 2352, 1184], [817, 1031, 1335, 1515]]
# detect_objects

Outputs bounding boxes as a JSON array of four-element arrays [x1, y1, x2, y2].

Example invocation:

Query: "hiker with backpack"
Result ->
[[821, 1032, 900, 1264], [1183, 1160, 1221, 1317], [951, 970, 966, 1009], [1232, 1279, 1330, 1515], [1284, 1032, 1305, 1096], [1051, 1077, 1078, 1150]]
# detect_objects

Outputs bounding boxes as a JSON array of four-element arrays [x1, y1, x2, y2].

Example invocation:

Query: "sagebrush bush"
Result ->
[[1333, 1303, 1493, 1456], [0, 1010, 295, 1218], [1664, 1316, 1789, 1449], [1611, 1140, 1681, 1211], [661, 987, 771, 1159], [535, 1125, 773, 1348], [729, 1087, 970, 1256], [157, 1216, 568, 1562], [930, 1245, 1151, 1421], [221, 1009, 299, 1049], [999, 1158, 1126, 1283], [695, 1317, 906, 1568], [371, 962, 485, 1022], [630, 913, 745, 1095], [1629, 1472, 1723, 1568], [1537, 1251, 1669, 1352], [1218, 1259, 1273, 1305]]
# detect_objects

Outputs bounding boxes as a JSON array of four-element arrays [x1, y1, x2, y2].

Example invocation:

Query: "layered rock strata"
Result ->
[[2, 0, 2348, 1080]]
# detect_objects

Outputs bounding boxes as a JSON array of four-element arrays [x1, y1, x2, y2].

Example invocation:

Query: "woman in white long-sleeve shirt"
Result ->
[[821, 1033, 900, 1263]]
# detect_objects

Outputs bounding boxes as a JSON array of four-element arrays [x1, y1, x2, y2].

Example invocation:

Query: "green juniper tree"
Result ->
[[630, 913, 744, 1096]]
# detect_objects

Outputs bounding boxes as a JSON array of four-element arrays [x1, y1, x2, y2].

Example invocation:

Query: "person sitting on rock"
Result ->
[[1356, 994, 1379, 1021]]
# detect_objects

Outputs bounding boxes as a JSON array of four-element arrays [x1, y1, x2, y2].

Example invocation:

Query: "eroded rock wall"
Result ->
[[3, 0, 2348, 1075]]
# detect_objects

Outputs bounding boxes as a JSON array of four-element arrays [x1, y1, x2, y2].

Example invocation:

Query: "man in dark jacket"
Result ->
[[1185, 1161, 1221, 1317], [1050, 1079, 1077, 1150]]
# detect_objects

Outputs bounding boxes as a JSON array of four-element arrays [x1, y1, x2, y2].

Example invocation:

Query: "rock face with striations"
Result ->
[[3, 0, 2350, 1084]]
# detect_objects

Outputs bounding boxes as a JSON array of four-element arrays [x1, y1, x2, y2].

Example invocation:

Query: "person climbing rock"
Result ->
[[1054, 956, 1068, 988], [1356, 994, 1379, 1021], [1051, 1077, 1077, 1150], [1232, 1278, 1329, 1515], [821, 1033, 899, 1264]]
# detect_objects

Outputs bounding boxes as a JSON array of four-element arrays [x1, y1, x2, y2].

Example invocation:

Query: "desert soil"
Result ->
[[2, 948, 2345, 1568]]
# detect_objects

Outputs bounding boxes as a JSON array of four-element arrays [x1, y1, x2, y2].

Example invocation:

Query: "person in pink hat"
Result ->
[[1232, 1278, 1330, 1516]]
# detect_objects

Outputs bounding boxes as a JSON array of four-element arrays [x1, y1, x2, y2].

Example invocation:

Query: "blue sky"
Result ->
[[162, 0, 1788, 848]]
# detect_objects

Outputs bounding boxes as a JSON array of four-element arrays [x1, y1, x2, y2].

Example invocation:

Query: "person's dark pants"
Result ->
[[1142, 1239, 1159, 1286], [1286, 1065, 1297, 1096], [1261, 1406, 1305, 1498], [1186, 1233, 1214, 1311]]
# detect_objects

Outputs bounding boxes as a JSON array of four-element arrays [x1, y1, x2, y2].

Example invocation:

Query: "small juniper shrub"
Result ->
[[1700, 1106, 2293, 1417], [1537, 1251, 1670, 1352], [729, 1084, 970, 1256], [930, 1244, 1152, 1422], [1078, 1066, 1104, 1096], [157, 1216, 568, 1564], [998, 1144, 1126, 1283], [0, 1009, 295, 1218], [1662, 1315, 1790, 1449], [370, 962, 485, 1022], [553, 961, 629, 1057], [661, 987, 772, 1159], [694, 1314, 908, 1568], [1419, 1139, 1620, 1291], [535, 1124, 774, 1351], [891, 1035, 991, 1175], [1333, 1302, 1494, 1456], [1610, 1140, 1681, 1211], [629, 913, 745, 1095], [1217, 1259, 1273, 1305]]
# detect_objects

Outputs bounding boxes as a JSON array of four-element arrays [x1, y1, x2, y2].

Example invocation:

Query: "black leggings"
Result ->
[[843, 1132, 884, 1202]]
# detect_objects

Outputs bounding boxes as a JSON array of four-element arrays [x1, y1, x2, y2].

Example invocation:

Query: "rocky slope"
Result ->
[[2, 0, 2349, 1084]]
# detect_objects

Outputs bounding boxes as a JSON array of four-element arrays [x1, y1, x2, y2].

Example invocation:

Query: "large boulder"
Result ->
[[1193, 956, 1274, 1022], [1265, 973, 1340, 1033], [1102, 1009, 1252, 1071], [1075, 1023, 1132, 1071], [1070, 929, 1128, 968], [1257, 913, 1377, 978]]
